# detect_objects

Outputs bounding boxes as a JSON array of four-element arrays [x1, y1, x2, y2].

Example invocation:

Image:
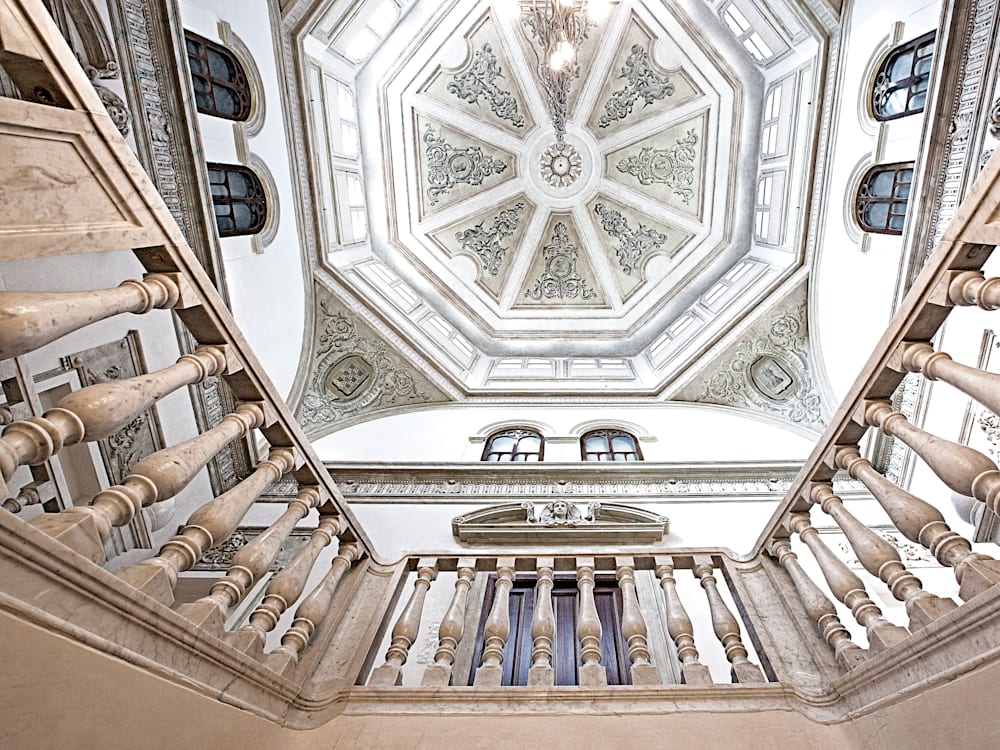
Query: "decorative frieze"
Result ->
[[193, 528, 314, 571]]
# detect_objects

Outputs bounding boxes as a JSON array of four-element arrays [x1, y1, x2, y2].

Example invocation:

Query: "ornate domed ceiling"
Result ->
[[310, 0, 830, 397]]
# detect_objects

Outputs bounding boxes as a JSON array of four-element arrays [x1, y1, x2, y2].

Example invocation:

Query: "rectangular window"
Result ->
[[721, 1, 790, 65]]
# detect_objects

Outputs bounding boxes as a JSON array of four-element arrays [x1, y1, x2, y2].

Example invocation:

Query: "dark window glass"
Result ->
[[580, 429, 642, 462], [185, 31, 251, 121], [206, 163, 267, 237], [482, 429, 544, 462], [855, 162, 914, 235], [467, 575, 632, 686], [872, 31, 935, 121]]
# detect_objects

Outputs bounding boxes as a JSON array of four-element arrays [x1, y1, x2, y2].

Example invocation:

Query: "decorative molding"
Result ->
[[989, 95, 1000, 138], [616, 129, 699, 203], [248, 153, 281, 252], [678, 291, 826, 427], [455, 203, 525, 276], [218, 20, 267, 138], [539, 142, 582, 187], [452, 501, 669, 544], [423, 124, 508, 206], [447, 43, 523, 128], [818, 526, 939, 569], [297, 285, 449, 429], [193, 527, 313, 571], [524, 222, 596, 301], [593, 202, 667, 275], [598, 44, 674, 128]]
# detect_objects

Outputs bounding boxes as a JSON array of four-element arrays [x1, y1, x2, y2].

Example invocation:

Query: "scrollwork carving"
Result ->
[[423, 125, 508, 205], [616, 129, 699, 203], [447, 43, 524, 127], [599, 44, 674, 127], [455, 203, 525, 276], [593, 203, 667, 275], [524, 223, 596, 302]]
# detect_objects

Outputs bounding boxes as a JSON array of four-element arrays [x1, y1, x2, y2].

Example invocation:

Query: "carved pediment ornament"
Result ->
[[452, 501, 668, 544]]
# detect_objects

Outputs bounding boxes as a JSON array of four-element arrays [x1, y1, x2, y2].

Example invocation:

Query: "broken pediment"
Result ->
[[452, 500, 668, 544]]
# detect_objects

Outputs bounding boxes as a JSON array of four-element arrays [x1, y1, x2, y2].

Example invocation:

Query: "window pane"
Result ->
[[207, 49, 235, 81], [491, 436, 515, 452], [232, 203, 254, 230], [611, 435, 636, 452], [584, 435, 607, 452], [869, 170, 896, 197], [864, 202, 890, 229], [485, 454, 499, 462], [887, 51, 914, 81], [213, 86, 238, 116], [519, 436, 541, 452]]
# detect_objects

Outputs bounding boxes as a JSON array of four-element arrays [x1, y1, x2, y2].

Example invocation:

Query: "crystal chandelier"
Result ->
[[512, 0, 611, 146]]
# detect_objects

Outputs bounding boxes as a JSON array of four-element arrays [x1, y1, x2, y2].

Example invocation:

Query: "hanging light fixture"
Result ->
[[514, 0, 611, 146]]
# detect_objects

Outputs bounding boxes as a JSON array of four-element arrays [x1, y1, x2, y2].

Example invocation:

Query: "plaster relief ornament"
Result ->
[[616, 129, 699, 203], [539, 142, 582, 187], [593, 203, 667, 275], [523, 500, 599, 526], [525, 222, 596, 301], [423, 125, 508, 205], [455, 202, 525, 275], [447, 43, 524, 127], [599, 44, 675, 128]]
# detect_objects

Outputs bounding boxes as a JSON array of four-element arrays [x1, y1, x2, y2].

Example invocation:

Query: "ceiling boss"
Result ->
[[504, 0, 612, 187]]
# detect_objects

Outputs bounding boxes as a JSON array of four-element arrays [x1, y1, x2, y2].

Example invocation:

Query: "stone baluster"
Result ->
[[422, 558, 477, 687], [473, 558, 515, 687], [769, 537, 865, 670], [836, 446, 1000, 600], [267, 532, 363, 677], [0, 274, 187, 360], [30, 402, 268, 563], [615, 556, 659, 685], [576, 557, 607, 686], [175, 486, 323, 633], [864, 400, 1000, 515], [2, 480, 46, 513], [811, 483, 957, 629], [229, 513, 340, 657], [942, 270, 1000, 310], [899, 341, 1000, 417], [527, 557, 556, 687], [370, 559, 438, 686], [693, 556, 765, 683], [654, 557, 712, 685], [117, 448, 296, 604], [789, 514, 908, 653]]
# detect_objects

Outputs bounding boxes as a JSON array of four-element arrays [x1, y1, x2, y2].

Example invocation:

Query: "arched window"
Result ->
[[872, 31, 935, 121], [481, 428, 543, 462], [207, 163, 267, 237], [185, 31, 251, 121], [855, 162, 914, 235], [581, 429, 642, 462]]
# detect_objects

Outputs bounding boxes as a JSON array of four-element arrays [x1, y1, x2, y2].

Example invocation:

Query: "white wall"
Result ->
[[179, 0, 307, 399], [812, 0, 941, 401]]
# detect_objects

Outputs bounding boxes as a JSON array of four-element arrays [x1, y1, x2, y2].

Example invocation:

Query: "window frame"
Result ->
[[580, 429, 643, 462], [206, 162, 268, 238], [481, 428, 545, 462], [871, 30, 936, 122], [184, 31, 252, 122], [854, 161, 915, 236]]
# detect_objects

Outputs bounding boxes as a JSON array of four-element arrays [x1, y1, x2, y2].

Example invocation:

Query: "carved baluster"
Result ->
[[769, 537, 865, 670], [117, 448, 295, 604], [2, 479, 48, 513], [370, 559, 438, 686], [576, 557, 606, 686], [616, 556, 659, 685], [267, 532, 363, 677], [811, 483, 957, 629], [693, 556, 764, 683], [422, 558, 477, 686], [30, 402, 268, 562], [789, 513, 908, 653], [864, 400, 1000, 514], [836, 446, 1000, 600], [654, 557, 712, 685], [942, 270, 1000, 310], [472, 557, 515, 687], [174, 486, 323, 633], [229, 513, 340, 657], [0, 274, 187, 360], [900, 341, 1000, 417], [527, 557, 556, 687]]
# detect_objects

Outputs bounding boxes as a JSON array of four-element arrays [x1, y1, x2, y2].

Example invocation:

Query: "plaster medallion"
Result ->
[[539, 142, 582, 188]]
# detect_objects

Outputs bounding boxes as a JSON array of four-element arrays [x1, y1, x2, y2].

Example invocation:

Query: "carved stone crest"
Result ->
[[447, 43, 524, 127], [524, 222, 596, 301], [423, 125, 508, 205], [453, 501, 668, 543], [593, 203, 667, 275], [525, 500, 598, 526], [599, 44, 674, 128], [616, 129, 699, 203]]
